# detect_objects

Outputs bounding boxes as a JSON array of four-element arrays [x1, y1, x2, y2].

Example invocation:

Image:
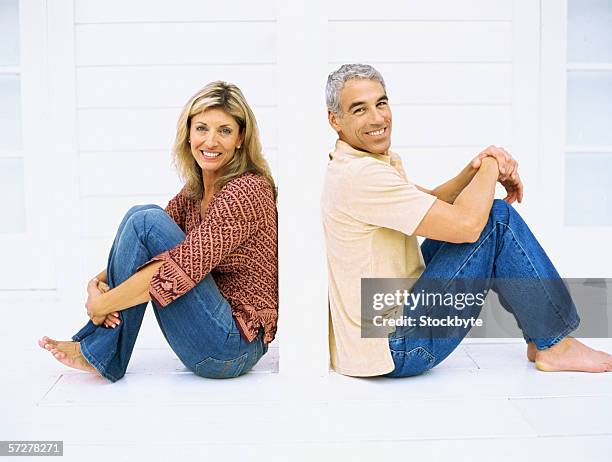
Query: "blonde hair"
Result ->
[[172, 81, 276, 201]]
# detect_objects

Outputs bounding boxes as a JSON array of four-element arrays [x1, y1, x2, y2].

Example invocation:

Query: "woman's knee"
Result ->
[[127, 206, 169, 231], [126, 204, 163, 219]]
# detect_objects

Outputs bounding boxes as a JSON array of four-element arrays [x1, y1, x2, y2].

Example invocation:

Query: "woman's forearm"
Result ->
[[93, 261, 164, 315], [95, 268, 108, 283]]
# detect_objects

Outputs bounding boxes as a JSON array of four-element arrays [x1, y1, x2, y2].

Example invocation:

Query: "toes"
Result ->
[[50, 348, 65, 359]]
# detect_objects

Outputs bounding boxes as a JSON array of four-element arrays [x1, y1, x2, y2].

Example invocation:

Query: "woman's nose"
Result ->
[[203, 133, 218, 148]]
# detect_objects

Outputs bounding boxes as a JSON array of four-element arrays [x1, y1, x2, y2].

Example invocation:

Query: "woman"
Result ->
[[38, 81, 278, 382]]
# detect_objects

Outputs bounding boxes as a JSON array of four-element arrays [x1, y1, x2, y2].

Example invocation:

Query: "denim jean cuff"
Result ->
[[533, 316, 580, 350], [78, 339, 120, 383]]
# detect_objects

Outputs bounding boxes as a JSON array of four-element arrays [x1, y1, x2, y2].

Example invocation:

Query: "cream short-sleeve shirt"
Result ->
[[321, 140, 437, 376]]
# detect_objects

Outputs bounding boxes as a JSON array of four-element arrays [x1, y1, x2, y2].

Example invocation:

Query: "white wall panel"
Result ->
[[79, 151, 183, 196], [76, 65, 277, 108], [390, 105, 511, 146], [77, 106, 277, 151], [81, 195, 169, 238], [398, 146, 497, 187], [329, 22, 512, 63], [79, 148, 278, 197], [75, 0, 275, 23], [75, 23, 276, 66], [370, 63, 512, 104], [329, 0, 512, 21], [81, 236, 114, 280]]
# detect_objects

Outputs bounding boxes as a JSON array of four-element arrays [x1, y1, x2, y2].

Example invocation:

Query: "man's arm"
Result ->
[[91, 261, 164, 316], [414, 157, 499, 243], [415, 163, 479, 204]]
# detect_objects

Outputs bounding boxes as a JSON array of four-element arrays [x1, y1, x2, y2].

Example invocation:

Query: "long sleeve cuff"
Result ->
[[136, 251, 196, 308]]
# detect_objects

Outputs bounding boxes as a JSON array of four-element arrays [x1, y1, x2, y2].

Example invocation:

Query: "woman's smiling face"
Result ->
[[189, 107, 244, 178]]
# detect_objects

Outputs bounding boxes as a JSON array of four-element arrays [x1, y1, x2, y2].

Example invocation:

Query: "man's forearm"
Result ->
[[93, 261, 164, 315], [454, 157, 499, 233], [430, 163, 479, 204]]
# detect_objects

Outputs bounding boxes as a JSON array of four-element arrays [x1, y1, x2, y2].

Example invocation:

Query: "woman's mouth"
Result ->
[[201, 150, 222, 159]]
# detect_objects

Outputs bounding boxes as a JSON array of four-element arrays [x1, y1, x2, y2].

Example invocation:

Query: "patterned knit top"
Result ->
[[137, 172, 278, 344]]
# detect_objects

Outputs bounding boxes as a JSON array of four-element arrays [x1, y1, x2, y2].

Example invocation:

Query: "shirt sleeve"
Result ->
[[164, 186, 188, 232], [138, 176, 271, 308], [347, 158, 437, 236]]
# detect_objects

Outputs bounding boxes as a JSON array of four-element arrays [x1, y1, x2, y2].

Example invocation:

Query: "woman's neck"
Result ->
[[202, 172, 217, 199]]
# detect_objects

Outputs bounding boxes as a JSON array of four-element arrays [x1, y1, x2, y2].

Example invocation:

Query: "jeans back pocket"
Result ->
[[195, 352, 249, 379], [389, 346, 436, 377]]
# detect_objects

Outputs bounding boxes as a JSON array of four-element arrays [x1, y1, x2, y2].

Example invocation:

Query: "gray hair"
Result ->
[[326, 63, 386, 116]]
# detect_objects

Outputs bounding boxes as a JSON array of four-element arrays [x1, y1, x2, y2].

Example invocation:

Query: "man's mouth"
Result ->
[[365, 127, 387, 137], [201, 150, 222, 159]]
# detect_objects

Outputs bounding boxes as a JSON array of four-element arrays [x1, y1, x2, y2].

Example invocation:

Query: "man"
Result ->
[[321, 63, 612, 377]]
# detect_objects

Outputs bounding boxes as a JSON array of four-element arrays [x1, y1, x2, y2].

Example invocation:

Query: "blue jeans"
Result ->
[[386, 199, 580, 377], [72, 204, 267, 382]]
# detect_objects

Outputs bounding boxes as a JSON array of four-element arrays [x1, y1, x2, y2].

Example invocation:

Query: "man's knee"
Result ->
[[489, 199, 514, 223]]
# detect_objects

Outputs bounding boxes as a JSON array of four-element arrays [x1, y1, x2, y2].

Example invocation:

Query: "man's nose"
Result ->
[[369, 108, 385, 125]]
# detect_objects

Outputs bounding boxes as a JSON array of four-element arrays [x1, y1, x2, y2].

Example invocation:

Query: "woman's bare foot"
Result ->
[[527, 342, 536, 362], [38, 336, 100, 375], [534, 337, 612, 372]]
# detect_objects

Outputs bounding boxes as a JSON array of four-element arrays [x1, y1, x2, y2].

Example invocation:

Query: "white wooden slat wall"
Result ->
[[72, 0, 281, 353], [51, 0, 544, 372], [73, 0, 279, 284], [326, 0, 522, 213]]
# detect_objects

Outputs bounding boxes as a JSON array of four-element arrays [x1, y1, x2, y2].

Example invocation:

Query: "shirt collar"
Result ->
[[329, 139, 392, 165]]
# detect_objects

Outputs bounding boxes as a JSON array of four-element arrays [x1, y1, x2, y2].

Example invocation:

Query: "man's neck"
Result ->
[[337, 137, 389, 156]]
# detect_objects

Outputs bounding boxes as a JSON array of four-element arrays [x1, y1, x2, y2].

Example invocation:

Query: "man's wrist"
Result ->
[[480, 156, 500, 176]]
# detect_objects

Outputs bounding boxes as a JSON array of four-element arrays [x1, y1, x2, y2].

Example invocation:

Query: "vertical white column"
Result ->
[[539, 0, 568, 263], [46, 0, 83, 308], [276, 0, 330, 376], [511, 0, 542, 227]]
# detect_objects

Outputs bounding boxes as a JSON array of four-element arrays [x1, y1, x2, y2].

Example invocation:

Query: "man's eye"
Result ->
[[377, 101, 387, 107], [354, 107, 365, 114]]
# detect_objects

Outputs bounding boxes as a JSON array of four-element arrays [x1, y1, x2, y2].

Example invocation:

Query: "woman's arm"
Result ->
[[94, 268, 107, 283], [89, 261, 164, 318]]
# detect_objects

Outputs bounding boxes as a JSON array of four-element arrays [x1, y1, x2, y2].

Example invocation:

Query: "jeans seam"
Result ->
[[497, 222, 577, 331]]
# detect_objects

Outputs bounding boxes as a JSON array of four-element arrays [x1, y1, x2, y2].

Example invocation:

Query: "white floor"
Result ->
[[3, 301, 612, 461]]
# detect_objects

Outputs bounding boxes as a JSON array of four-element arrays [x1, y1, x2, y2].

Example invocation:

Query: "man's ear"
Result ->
[[328, 110, 341, 134]]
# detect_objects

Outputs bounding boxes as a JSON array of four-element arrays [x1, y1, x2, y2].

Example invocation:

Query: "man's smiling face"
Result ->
[[329, 78, 392, 155]]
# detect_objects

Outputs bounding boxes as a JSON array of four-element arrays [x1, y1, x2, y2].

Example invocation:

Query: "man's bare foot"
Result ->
[[535, 337, 612, 373], [38, 336, 100, 375], [527, 342, 536, 362]]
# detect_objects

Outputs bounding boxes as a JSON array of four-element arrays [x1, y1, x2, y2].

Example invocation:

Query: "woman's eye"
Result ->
[[196, 126, 207, 131], [221, 128, 232, 135]]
